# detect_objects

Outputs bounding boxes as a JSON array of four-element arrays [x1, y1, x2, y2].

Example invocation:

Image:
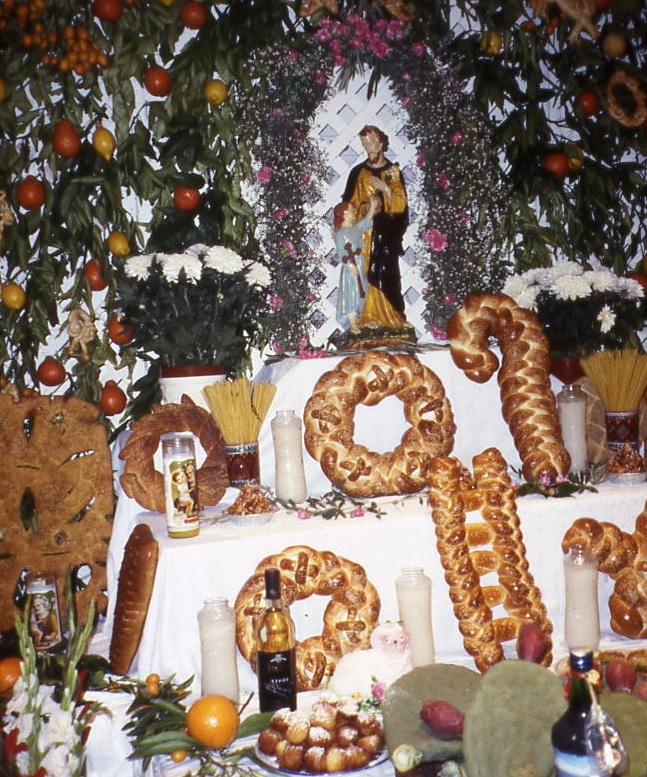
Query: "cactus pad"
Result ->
[[463, 660, 566, 777], [382, 663, 482, 764], [600, 692, 647, 777]]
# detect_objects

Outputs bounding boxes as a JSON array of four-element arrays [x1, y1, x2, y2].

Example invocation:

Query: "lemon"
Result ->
[[1, 282, 27, 310], [93, 126, 116, 161], [204, 79, 228, 106], [480, 31, 502, 55], [107, 230, 130, 257]]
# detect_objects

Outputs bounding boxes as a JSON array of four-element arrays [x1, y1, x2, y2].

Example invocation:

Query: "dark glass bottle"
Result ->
[[254, 567, 297, 712], [551, 650, 599, 777]]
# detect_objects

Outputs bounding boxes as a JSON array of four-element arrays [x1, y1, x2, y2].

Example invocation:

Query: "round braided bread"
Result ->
[[562, 513, 647, 638], [428, 447, 553, 673], [448, 292, 570, 482], [303, 351, 455, 498], [235, 545, 381, 691], [119, 396, 228, 512]]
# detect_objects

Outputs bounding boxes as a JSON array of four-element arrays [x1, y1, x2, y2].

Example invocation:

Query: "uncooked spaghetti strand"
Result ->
[[581, 349, 647, 412], [203, 378, 276, 443]]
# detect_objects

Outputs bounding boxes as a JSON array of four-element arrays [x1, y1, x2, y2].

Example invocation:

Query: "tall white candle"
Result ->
[[396, 567, 435, 667], [563, 545, 600, 652], [271, 410, 308, 503], [198, 597, 240, 702], [557, 384, 588, 473]]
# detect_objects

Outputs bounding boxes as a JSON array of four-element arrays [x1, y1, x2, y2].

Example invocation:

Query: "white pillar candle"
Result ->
[[563, 545, 600, 652], [396, 567, 435, 667], [198, 597, 240, 702], [557, 384, 588, 473], [271, 410, 308, 503]]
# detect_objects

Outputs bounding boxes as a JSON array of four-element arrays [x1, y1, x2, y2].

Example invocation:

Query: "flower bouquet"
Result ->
[[114, 244, 273, 377], [502, 262, 646, 359]]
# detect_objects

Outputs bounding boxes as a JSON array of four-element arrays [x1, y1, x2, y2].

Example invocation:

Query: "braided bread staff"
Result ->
[[562, 513, 647, 638], [447, 292, 570, 482], [235, 545, 381, 691], [303, 351, 455, 498], [428, 447, 553, 673]]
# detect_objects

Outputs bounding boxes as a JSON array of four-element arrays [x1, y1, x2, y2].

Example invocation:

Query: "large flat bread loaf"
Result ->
[[109, 523, 159, 676]]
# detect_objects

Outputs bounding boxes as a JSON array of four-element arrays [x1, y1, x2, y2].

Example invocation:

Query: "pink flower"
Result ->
[[351, 507, 365, 518], [416, 152, 425, 167], [275, 208, 287, 220], [282, 240, 298, 259], [402, 72, 411, 81], [270, 341, 283, 353], [369, 39, 390, 58], [436, 172, 450, 189], [257, 166, 272, 184], [297, 348, 326, 360], [443, 293, 456, 306], [269, 294, 284, 311], [371, 681, 387, 703], [459, 211, 470, 223], [286, 49, 299, 62], [402, 96, 413, 109], [451, 131, 462, 145], [313, 69, 327, 85], [297, 508, 311, 520], [424, 228, 448, 252], [272, 107, 283, 117], [428, 324, 447, 340], [386, 20, 405, 39], [411, 42, 426, 56]]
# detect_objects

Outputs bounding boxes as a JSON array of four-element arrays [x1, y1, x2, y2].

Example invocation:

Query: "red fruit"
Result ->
[[605, 658, 637, 692], [419, 700, 464, 739], [173, 186, 201, 212], [83, 259, 108, 291], [576, 89, 600, 118], [100, 380, 127, 415], [593, 0, 612, 10], [144, 66, 172, 97], [543, 151, 570, 178], [16, 175, 45, 210], [626, 271, 647, 293], [633, 681, 647, 701], [516, 621, 549, 663], [52, 119, 81, 157], [92, 0, 124, 22], [107, 313, 134, 345], [180, 0, 208, 29], [37, 356, 66, 387]]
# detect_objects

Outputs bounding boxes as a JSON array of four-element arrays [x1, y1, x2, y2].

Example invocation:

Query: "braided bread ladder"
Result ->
[[447, 292, 571, 482], [562, 510, 647, 639], [428, 447, 553, 673]]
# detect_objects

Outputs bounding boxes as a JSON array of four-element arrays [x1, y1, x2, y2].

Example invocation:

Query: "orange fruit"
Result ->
[[107, 312, 134, 345], [0, 656, 22, 698], [171, 749, 187, 763], [146, 672, 161, 695], [1, 282, 26, 310], [204, 78, 228, 106], [52, 119, 81, 157], [173, 186, 200, 211], [16, 175, 45, 210], [480, 31, 502, 55], [185, 694, 240, 750], [99, 380, 127, 415], [37, 356, 66, 386], [601, 31, 627, 58], [542, 151, 570, 178], [93, 126, 116, 161], [83, 258, 108, 291], [107, 230, 130, 256], [144, 65, 172, 97]]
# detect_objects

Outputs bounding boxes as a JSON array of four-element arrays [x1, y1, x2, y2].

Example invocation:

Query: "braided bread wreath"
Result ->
[[235, 545, 381, 691], [119, 396, 229, 513], [303, 351, 456, 498]]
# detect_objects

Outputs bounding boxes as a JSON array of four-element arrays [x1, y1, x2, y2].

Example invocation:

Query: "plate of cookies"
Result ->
[[254, 695, 387, 775]]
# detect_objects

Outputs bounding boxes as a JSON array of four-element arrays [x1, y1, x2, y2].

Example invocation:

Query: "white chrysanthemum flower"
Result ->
[[552, 273, 591, 301], [515, 287, 540, 311], [180, 253, 203, 283], [124, 254, 155, 280], [501, 275, 526, 300], [617, 275, 644, 299], [157, 253, 188, 283], [185, 243, 210, 258], [598, 305, 616, 334], [586, 269, 618, 293], [203, 245, 245, 274], [245, 262, 272, 287]]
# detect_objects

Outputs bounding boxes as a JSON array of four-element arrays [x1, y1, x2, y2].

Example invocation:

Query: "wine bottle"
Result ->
[[551, 650, 599, 777], [254, 567, 297, 712]]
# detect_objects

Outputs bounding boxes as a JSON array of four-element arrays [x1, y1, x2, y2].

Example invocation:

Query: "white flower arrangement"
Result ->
[[502, 262, 646, 357]]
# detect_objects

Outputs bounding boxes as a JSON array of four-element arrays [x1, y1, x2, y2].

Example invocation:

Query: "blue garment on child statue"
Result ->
[[335, 215, 371, 331]]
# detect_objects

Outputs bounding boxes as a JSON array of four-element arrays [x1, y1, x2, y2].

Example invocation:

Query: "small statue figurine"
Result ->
[[66, 308, 97, 360]]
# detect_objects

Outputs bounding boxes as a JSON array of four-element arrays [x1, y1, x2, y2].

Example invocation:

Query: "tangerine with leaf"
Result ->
[[185, 694, 240, 750]]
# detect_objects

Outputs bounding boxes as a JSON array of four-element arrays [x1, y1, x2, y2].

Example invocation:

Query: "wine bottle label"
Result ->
[[553, 749, 596, 777], [257, 648, 297, 711]]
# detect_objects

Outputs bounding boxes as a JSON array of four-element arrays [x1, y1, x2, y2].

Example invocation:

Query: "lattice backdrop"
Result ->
[[303, 75, 429, 348]]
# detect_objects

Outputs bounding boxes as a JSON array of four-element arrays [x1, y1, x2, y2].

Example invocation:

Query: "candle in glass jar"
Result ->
[[396, 567, 435, 667], [563, 544, 600, 652], [557, 384, 588, 474], [198, 597, 240, 702], [271, 410, 307, 503]]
